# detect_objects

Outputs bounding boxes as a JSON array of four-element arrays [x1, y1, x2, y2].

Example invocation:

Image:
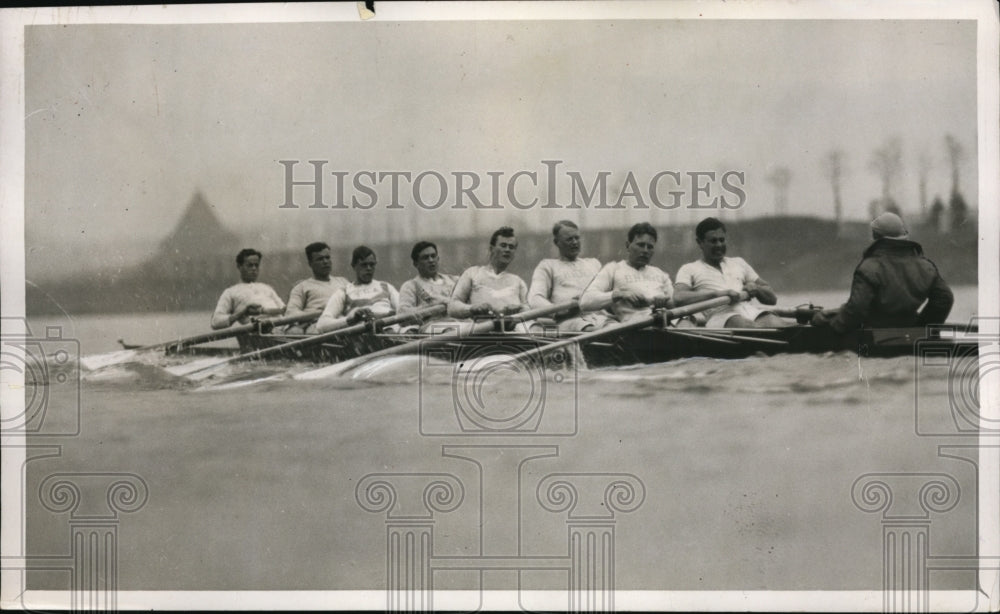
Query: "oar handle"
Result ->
[[325, 300, 581, 372], [769, 304, 824, 324], [158, 311, 322, 353], [227, 304, 448, 364], [506, 294, 741, 364], [180, 305, 448, 378]]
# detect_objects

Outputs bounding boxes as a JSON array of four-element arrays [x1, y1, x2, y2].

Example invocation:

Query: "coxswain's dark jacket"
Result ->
[[829, 238, 954, 333]]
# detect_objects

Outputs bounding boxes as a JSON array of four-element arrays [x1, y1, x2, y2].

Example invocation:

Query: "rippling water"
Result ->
[[17, 286, 985, 593]]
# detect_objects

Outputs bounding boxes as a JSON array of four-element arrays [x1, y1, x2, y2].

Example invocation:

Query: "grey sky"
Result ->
[[25, 18, 977, 265]]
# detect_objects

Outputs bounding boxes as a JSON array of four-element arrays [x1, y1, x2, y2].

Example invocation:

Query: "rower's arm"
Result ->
[[284, 282, 306, 316], [828, 268, 875, 333], [398, 280, 419, 313], [579, 265, 614, 312], [747, 278, 778, 306], [447, 271, 476, 318], [386, 283, 401, 314], [917, 271, 954, 325], [260, 286, 286, 316], [527, 263, 554, 309], [672, 283, 728, 307], [210, 289, 238, 329], [316, 289, 349, 333]]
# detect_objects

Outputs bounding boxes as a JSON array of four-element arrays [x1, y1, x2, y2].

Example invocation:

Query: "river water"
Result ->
[[16, 286, 989, 600]]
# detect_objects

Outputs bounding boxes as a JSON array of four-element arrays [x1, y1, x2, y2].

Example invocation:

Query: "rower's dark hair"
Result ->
[[695, 217, 726, 241], [627, 222, 657, 243], [305, 242, 330, 262], [552, 220, 578, 238], [236, 248, 262, 266], [410, 241, 438, 263], [351, 245, 376, 266], [490, 226, 516, 247]]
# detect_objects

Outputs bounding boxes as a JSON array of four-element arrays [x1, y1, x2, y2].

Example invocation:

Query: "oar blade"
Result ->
[[164, 356, 233, 379], [80, 349, 141, 371]]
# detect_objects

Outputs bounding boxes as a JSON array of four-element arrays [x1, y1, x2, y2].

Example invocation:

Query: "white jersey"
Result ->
[[285, 277, 350, 315], [398, 274, 458, 313], [316, 279, 400, 333], [449, 265, 528, 314], [580, 260, 673, 322], [210, 282, 285, 329], [528, 257, 602, 308], [675, 257, 764, 326]]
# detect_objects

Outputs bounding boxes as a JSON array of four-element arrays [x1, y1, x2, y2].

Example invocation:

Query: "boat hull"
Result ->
[[224, 324, 980, 368]]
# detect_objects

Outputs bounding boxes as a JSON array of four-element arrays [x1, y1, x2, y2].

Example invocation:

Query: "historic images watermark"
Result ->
[[1, 318, 149, 611], [850, 318, 999, 613], [0, 318, 81, 438], [277, 159, 747, 211], [354, 332, 645, 611]]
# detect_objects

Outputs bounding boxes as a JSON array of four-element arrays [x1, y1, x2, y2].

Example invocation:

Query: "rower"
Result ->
[[399, 241, 458, 312], [579, 222, 675, 327], [316, 245, 400, 333], [673, 217, 786, 328], [810, 212, 954, 332], [398, 241, 459, 333], [528, 220, 609, 332], [210, 248, 286, 330], [284, 242, 349, 334], [448, 226, 530, 331]]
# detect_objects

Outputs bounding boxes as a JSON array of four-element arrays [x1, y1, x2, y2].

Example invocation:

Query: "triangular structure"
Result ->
[[158, 191, 241, 258]]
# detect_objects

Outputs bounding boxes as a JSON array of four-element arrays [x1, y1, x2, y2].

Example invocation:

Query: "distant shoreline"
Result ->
[[26, 216, 978, 316]]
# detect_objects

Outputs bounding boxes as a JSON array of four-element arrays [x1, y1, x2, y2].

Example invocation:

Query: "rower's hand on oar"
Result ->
[[347, 308, 376, 325], [254, 317, 275, 334], [367, 311, 396, 332], [651, 296, 673, 309], [809, 308, 838, 327], [720, 289, 743, 304], [613, 289, 647, 308], [500, 304, 524, 315], [469, 303, 494, 317]]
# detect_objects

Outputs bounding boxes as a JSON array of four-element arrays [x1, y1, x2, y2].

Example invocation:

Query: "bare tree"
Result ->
[[944, 133, 965, 197], [868, 137, 903, 213], [765, 166, 792, 215], [916, 150, 932, 222], [821, 149, 846, 231], [944, 135, 970, 230]]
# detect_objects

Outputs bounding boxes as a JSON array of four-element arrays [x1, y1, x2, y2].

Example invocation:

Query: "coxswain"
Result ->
[[811, 212, 953, 332], [448, 226, 530, 330], [210, 248, 285, 330], [284, 242, 349, 333], [673, 217, 786, 328], [316, 246, 400, 333], [579, 222, 675, 327], [527, 220, 609, 332]]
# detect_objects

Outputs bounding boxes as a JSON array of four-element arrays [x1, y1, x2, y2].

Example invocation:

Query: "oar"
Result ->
[[294, 300, 581, 379], [770, 304, 827, 324], [665, 328, 789, 346], [169, 304, 448, 380], [664, 329, 741, 345], [79, 311, 322, 371], [502, 294, 745, 366]]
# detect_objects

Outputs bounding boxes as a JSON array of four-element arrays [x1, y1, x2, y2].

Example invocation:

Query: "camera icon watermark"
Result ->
[[1, 318, 81, 437], [417, 334, 578, 436], [913, 318, 999, 438]]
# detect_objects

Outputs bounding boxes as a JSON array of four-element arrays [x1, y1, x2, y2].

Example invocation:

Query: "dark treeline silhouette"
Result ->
[[27, 215, 979, 316]]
